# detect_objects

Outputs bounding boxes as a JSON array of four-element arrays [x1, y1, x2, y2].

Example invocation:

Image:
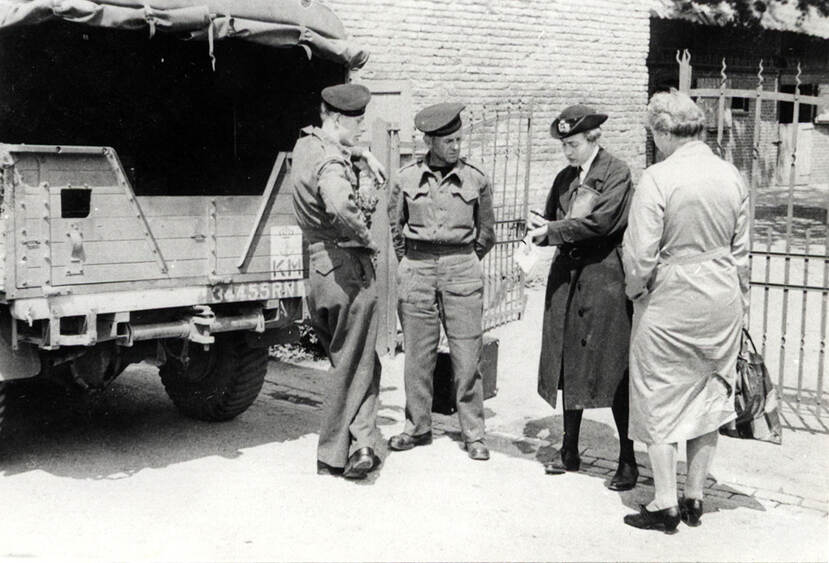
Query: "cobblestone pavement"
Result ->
[[483, 430, 828, 516], [267, 364, 829, 520]]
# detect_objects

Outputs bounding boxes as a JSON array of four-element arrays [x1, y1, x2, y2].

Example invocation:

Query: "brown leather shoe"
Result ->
[[388, 431, 433, 451], [608, 460, 639, 491], [466, 440, 490, 461], [343, 447, 376, 479]]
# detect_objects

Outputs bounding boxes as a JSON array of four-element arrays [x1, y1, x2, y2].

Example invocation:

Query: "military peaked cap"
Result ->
[[415, 102, 465, 136], [550, 104, 608, 139], [321, 83, 371, 116]]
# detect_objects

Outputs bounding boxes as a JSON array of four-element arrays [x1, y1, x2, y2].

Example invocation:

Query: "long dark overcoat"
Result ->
[[537, 147, 633, 410]]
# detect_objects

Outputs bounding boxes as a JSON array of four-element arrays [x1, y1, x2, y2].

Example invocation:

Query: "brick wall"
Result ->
[[326, 0, 651, 205]]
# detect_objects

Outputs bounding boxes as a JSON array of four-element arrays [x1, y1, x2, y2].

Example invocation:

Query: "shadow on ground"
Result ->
[[437, 414, 768, 516], [0, 360, 327, 480]]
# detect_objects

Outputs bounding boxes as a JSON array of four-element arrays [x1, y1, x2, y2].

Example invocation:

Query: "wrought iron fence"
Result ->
[[677, 50, 828, 427], [462, 102, 533, 330]]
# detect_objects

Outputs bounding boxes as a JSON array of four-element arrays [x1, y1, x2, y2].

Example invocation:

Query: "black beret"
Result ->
[[415, 102, 466, 136], [321, 83, 371, 117], [550, 104, 608, 139]]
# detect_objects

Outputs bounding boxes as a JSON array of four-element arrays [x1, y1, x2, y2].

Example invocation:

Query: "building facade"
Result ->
[[648, 17, 829, 192], [327, 0, 827, 205], [328, 0, 651, 204]]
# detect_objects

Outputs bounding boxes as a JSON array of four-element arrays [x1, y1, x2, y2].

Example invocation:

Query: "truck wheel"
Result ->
[[159, 335, 267, 422]]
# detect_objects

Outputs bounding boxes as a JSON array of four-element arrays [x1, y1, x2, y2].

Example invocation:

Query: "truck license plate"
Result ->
[[208, 280, 303, 302]]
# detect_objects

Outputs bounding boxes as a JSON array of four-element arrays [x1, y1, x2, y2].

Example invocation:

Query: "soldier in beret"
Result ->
[[525, 104, 638, 489], [291, 83, 386, 480], [387, 102, 496, 461]]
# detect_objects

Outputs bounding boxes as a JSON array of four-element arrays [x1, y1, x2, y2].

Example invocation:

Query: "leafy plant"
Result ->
[[269, 322, 327, 363], [676, 0, 829, 27]]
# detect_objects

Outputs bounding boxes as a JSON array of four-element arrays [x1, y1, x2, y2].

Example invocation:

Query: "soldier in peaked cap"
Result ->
[[526, 104, 638, 489], [292, 83, 386, 480], [387, 102, 496, 461]]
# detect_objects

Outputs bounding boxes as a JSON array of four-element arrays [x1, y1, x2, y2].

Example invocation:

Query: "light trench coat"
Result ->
[[622, 141, 749, 444]]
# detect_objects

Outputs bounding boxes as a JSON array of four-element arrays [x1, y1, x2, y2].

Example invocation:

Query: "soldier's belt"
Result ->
[[406, 240, 474, 254], [308, 240, 372, 253]]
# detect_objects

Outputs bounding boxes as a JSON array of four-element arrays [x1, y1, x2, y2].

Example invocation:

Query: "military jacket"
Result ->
[[388, 156, 495, 260], [291, 126, 374, 249]]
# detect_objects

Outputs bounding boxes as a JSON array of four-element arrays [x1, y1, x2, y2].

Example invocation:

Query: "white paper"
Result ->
[[514, 239, 544, 278]]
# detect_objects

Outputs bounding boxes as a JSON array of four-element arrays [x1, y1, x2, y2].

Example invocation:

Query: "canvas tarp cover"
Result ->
[[0, 0, 368, 68]]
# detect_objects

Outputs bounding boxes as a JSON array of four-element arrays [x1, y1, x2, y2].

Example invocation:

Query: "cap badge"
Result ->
[[557, 120, 571, 135]]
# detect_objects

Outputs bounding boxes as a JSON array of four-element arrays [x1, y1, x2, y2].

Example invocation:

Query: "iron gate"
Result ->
[[370, 102, 533, 354], [677, 50, 828, 427], [463, 103, 533, 331]]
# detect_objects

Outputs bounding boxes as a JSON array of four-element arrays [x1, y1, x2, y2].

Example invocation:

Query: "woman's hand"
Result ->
[[527, 225, 549, 246], [528, 208, 548, 229]]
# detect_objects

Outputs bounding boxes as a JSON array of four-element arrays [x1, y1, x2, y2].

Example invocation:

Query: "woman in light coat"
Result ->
[[621, 89, 749, 533]]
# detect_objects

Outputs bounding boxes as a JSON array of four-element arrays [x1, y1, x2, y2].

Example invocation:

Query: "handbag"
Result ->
[[719, 329, 783, 445]]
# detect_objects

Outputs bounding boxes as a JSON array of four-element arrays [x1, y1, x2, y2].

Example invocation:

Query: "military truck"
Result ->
[[0, 0, 368, 434]]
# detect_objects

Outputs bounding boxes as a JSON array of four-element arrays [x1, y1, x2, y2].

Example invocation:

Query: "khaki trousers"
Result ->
[[397, 248, 485, 443], [306, 243, 381, 468]]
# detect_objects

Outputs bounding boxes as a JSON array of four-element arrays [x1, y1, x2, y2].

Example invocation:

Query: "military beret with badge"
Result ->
[[550, 104, 608, 139]]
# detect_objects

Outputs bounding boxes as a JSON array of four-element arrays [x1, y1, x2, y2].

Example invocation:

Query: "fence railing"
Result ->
[[677, 50, 828, 426], [463, 103, 533, 330]]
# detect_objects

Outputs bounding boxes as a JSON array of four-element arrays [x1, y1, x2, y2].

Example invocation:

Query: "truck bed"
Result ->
[[1, 145, 304, 320]]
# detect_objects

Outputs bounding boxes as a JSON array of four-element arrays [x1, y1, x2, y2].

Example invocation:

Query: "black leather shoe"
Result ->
[[466, 441, 490, 461], [544, 448, 581, 474], [679, 497, 703, 527], [623, 504, 681, 534], [316, 460, 344, 477], [343, 447, 376, 480], [388, 431, 433, 451], [607, 460, 639, 491]]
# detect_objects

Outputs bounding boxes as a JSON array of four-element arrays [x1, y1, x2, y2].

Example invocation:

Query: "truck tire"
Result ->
[[159, 335, 267, 422]]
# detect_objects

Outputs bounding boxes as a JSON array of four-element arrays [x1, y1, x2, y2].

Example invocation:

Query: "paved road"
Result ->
[[1, 289, 827, 561]]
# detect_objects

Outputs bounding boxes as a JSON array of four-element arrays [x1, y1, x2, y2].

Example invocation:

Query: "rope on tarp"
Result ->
[[298, 25, 312, 60], [144, 3, 155, 37], [207, 15, 215, 70], [1, 0, 367, 70]]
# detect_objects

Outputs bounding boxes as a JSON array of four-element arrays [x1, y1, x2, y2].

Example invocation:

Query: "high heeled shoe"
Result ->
[[607, 460, 639, 491], [679, 497, 703, 527], [544, 447, 581, 474], [623, 504, 681, 534]]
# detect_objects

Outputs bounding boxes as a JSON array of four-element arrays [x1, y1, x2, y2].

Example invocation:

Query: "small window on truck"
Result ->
[[60, 188, 91, 218]]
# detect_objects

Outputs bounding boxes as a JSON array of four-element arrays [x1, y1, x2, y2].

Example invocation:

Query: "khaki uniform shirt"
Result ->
[[388, 156, 496, 260], [291, 126, 374, 250]]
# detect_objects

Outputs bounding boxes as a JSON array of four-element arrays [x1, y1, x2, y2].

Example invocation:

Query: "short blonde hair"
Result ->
[[584, 128, 602, 142], [646, 89, 705, 137]]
